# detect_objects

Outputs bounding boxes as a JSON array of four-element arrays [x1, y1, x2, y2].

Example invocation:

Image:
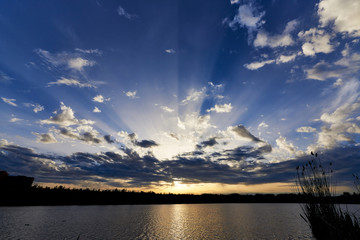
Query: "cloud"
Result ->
[[244, 59, 275, 70], [311, 80, 360, 149], [296, 126, 317, 133], [198, 137, 218, 149], [117, 5, 137, 19], [2, 135, 360, 188], [47, 77, 96, 88], [41, 102, 95, 127], [93, 95, 110, 103], [181, 88, 206, 104], [34, 133, 57, 144], [165, 49, 176, 54], [24, 103, 45, 113], [276, 53, 297, 64], [318, 0, 360, 37], [35, 49, 96, 72], [104, 135, 115, 144], [67, 57, 95, 71], [228, 3, 265, 30], [206, 103, 233, 113], [298, 28, 334, 56], [253, 20, 298, 48], [231, 125, 262, 143], [1, 97, 17, 107], [230, 0, 240, 4], [9, 118, 23, 123], [59, 127, 102, 144], [275, 136, 300, 156], [160, 106, 175, 113], [133, 140, 158, 148], [258, 122, 269, 129], [125, 91, 138, 99], [0, 71, 14, 83], [75, 48, 102, 55], [333, 78, 344, 87], [93, 107, 101, 113], [177, 113, 214, 133], [305, 50, 360, 80]]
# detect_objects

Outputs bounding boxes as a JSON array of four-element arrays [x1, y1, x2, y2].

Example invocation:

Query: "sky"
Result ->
[[1, 0, 360, 194]]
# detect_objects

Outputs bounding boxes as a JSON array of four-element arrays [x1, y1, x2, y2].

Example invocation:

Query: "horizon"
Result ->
[[1, 0, 360, 194]]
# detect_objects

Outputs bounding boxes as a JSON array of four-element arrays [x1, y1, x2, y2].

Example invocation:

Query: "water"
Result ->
[[0, 203, 316, 239]]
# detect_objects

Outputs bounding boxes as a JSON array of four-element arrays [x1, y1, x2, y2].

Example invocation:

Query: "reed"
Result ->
[[296, 153, 360, 240]]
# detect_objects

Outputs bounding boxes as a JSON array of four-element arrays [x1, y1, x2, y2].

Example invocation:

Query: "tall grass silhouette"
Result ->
[[296, 153, 360, 239]]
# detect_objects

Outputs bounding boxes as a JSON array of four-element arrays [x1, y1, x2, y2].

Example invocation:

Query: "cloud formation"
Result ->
[[244, 59, 275, 70], [48, 77, 95, 88], [93, 95, 110, 103], [1, 97, 17, 107], [318, 0, 360, 37], [0, 71, 13, 83], [254, 20, 298, 48], [125, 91, 138, 99], [298, 28, 334, 56], [231, 125, 262, 143], [207, 103, 233, 113], [41, 102, 95, 127], [117, 5, 137, 19]]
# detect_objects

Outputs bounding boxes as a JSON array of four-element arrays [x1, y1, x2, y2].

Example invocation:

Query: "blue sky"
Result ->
[[1, 0, 360, 193]]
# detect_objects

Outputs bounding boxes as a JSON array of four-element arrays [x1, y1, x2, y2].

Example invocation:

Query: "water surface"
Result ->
[[0, 203, 316, 239]]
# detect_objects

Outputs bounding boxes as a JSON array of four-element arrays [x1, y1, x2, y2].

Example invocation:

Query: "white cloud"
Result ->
[[48, 77, 95, 88], [258, 122, 269, 129], [244, 59, 275, 70], [0, 139, 9, 147], [160, 106, 175, 113], [9, 117, 22, 123], [206, 103, 233, 113], [230, 0, 240, 4], [165, 49, 176, 54], [41, 102, 95, 127], [275, 136, 299, 155], [34, 132, 57, 144], [276, 53, 297, 64], [117, 5, 137, 19], [181, 88, 206, 104], [125, 91, 138, 99], [92, 95, 110, 103], [228, 4, 265, 29], [254, 20, 298, 48], [333, 78, 344, 87], [24, 103, 44, 113], [177, 113, 214, 133], [35, 49, 97, 72], [318, 0, 360, 37], [75, 48, 102, 55], [298, 28, 334, 56], [68, 57, 95, 71], [296, 126, 317, 133], [1, 97, 17, 107], [0, 71, 13, 83], [93, 107, 101, 113], [312, 80, 360, 149]]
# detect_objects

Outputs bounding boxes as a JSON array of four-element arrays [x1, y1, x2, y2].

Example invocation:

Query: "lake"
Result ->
[[0, 203, 316, 239]]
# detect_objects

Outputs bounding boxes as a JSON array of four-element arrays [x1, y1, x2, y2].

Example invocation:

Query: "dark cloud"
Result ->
[[104, 135, 115, 144], [59, 128, 102, 144], [133, 140, 158, 148], [1, 142, 359, 189], [232, 125, 262, 142], [197, 137, 218, 149]]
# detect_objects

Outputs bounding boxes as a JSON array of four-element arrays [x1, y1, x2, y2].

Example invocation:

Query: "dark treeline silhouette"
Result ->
[[1, 184, 360, 206]]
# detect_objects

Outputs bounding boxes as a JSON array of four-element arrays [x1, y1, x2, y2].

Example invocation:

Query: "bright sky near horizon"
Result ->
[[1, 0, 360, 194]]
